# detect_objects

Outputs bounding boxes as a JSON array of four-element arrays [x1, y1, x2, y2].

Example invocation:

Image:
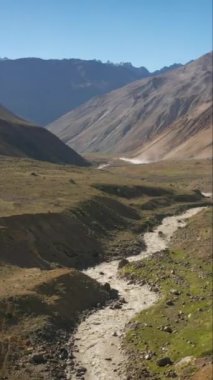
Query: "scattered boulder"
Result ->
[[175, 356, 195, 369], [157, 357, 173, 367], [144, 353, 152, 360], [76, 366, 87, 378], [58, 348, 68, 360], [110, 301, 122, 310], [163, 326, 173, 333], [30, 353, 47, 364], [158, 231, 165, 237], [118, 258, 129, 269], [170, 289, 181, 296], [178, 311, 184, 317], [150, 285, 160, 293], [166, 300, 175, 306], [165, 369, 177, 377], [103, 282, 111, 292]]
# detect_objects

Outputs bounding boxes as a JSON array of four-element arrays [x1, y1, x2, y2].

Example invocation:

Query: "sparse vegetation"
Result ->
[[0, 157, 211, 269], [120, 208, 212, 379], [0, 265, 115, 379], [0, 156, 211, 378]]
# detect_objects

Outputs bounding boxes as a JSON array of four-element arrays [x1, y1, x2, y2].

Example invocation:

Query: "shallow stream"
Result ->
[[67, 207, 204, 380]]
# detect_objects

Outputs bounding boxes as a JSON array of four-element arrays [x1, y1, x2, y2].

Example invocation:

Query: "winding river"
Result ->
[[66, 207, 205, 380]]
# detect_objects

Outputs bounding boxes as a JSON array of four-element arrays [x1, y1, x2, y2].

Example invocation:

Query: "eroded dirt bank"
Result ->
[[66, 207, 204, 380]]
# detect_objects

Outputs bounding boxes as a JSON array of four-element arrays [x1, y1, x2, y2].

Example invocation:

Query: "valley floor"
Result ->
[[0, 157, 212, 379]]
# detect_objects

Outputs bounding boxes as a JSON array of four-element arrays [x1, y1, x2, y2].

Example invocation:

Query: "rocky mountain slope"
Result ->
[[0, 58, 182, 125], [0, 58, 149, 125], [0, 104, 88, 165], [48, 52, 212, 161]]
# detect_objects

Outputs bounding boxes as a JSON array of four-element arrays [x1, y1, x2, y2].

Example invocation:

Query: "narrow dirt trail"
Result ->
[[66, 207, 204, 380]]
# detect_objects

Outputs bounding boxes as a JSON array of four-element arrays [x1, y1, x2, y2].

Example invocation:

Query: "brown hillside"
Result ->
[[48, 52, 212, 160], [0, 105, 89, 166]]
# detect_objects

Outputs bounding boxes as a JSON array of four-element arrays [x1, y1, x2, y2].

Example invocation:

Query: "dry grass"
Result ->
[[0, 265, 71, 298], [110, 158, 212, 193], [0, 157, 211, 271], [0, 264, 112, 379], [0, 157, 211, 217], [0, 156, 211, 378]]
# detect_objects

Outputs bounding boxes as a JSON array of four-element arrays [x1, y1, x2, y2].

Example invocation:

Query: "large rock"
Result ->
[[118, 258, 129, 269], [157, 357, 173, 367], [103, 282, 111, 292], [30, 353, 47, 364]]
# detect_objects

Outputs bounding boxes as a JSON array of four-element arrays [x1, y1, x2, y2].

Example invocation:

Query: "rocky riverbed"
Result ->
[[66, 207, 204, 380]]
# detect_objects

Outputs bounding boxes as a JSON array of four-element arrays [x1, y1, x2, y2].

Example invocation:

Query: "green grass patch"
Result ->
[[120, 208, 212, 379]]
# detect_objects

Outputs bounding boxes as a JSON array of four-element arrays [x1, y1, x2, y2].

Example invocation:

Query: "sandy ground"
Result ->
[[66, 207, 204, 380]]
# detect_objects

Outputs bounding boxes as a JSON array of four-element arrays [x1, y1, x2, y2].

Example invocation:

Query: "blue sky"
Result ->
[[0, 0, 212, 70]]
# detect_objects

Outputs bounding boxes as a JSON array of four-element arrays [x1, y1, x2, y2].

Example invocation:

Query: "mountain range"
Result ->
[[48, 52, 212, 161], [0, 104, 88, 165], [0, 58, 181, 125]]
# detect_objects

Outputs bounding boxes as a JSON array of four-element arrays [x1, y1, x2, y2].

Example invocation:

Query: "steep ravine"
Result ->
[[66, 207, 205, 380]]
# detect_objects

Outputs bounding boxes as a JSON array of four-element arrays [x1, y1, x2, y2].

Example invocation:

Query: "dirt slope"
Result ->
[[0, 265, 113, 380], [48, 52, 212, 160]]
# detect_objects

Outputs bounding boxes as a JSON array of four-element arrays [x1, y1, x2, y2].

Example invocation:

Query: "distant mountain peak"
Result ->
[[152, 63, 182, 75]]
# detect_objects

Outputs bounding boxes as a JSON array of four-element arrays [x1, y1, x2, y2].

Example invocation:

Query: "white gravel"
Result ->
[[67, 207, 204, 380]]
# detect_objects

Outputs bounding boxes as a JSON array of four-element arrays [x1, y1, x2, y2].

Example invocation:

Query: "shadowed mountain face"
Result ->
[[0, 105, 89, 166], [48, 53, 212, 161], [0, 58, 182, 125], [0, 58, 151, 125]]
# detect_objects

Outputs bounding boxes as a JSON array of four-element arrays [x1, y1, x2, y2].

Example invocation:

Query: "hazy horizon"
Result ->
[[0, 50, 211, 72]]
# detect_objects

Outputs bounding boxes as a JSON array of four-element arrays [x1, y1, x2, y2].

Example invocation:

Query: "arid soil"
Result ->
[[48, 53, 212, 161]]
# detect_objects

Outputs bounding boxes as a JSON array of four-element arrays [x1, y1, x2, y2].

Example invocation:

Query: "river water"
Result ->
[[66, 207, 204, 380]]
